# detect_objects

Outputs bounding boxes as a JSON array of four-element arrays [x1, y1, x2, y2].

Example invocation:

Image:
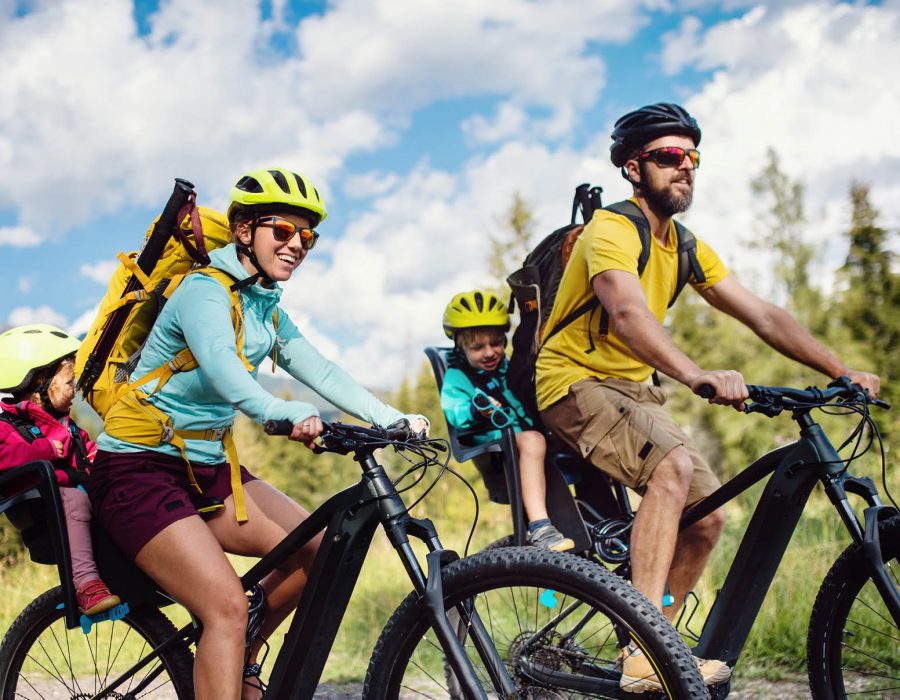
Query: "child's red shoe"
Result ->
[[76, 579, 121, 616]]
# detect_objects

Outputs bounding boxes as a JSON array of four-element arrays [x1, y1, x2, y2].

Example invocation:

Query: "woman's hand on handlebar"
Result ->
[[408, 417, 429, 435], [289, 415, 324, 443], [689, 370, 748, 411]]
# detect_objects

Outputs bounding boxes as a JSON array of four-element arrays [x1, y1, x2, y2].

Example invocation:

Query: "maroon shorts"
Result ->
[[89, 449, 257, 560]]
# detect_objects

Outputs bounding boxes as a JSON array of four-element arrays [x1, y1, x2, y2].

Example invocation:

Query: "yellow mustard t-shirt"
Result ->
[[535, 202, 728, 411]]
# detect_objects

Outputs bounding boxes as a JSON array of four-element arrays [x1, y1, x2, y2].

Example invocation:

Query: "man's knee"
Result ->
[[646, 447, 693, 502]]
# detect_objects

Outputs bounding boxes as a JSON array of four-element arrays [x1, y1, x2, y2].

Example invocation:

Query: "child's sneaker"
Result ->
[[527, 523, 575, 552], [76, 579, 121, 616]]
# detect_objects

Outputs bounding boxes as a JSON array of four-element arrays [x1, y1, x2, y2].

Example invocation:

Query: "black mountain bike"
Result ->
[[0, 421, 708, 699], [472, 377, 896, 699]]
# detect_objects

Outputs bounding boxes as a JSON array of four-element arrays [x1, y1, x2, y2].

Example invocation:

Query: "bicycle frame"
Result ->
[[680, 409, 899, 667], [98, 441, 516, 700]]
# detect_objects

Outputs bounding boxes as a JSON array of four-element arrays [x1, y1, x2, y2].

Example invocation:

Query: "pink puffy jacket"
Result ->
[[0, 400, 96, 487]]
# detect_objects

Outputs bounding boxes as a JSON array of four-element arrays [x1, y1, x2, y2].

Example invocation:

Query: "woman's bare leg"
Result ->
[[207, 480, 323, 698], [135, 517, 248, 700]]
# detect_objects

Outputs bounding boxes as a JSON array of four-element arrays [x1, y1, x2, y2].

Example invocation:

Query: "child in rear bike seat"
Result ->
[[441, 290, 574, 552], [0, 324, 120, 616]]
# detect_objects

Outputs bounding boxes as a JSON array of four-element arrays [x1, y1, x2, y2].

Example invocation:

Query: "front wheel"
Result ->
[[363, 546, 706, 699], [0, 586, 195, 699], [807, 513, 900, 699]]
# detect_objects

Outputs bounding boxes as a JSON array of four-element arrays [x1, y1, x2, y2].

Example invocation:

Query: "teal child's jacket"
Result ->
[[440, 356, 532, 444]]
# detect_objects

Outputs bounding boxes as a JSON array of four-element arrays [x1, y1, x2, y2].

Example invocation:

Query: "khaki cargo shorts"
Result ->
[[541, 377, 720, 506]]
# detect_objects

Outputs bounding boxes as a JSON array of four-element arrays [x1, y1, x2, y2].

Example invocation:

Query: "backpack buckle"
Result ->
[[206, 426, 230, 441], [161, 425, 175, 443]]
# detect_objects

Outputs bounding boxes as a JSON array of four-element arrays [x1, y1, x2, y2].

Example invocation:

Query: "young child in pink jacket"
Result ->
[[0, 324, 119, 615]]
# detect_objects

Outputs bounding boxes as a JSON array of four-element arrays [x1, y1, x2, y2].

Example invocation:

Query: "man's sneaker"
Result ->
[[695, 656, 731, 685], [76, 579, 121, 616], [619, 646, 662, 693], [528, 524, 575, 552], [618, 645, 732, 692]]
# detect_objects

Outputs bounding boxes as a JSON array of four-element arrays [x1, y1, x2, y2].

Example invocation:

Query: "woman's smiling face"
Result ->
[[236, 212, 313, 282]]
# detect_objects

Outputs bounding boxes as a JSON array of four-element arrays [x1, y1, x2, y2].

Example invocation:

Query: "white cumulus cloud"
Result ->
[[0, 225, 42, 247]]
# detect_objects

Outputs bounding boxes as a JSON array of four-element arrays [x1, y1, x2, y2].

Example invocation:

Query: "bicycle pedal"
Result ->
[[79, 602, 130, 634]]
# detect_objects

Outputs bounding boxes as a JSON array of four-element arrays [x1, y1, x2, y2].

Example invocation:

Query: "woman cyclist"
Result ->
[[89, 167, 428, 700]]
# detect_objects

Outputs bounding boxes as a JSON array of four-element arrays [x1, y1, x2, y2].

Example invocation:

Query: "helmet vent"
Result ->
[[236, 176, 263, 193], [50, 331, 68, 338], [487, 296, 497, 311], [459, 298, 471, 311], [292, 173, 308, 197], [473, 292, 484, 312], [269, 170, 290, 194], [24, 329, 41, 334]]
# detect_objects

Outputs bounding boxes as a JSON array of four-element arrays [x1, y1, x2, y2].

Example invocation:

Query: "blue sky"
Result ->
[[2, 0, 898, 390]]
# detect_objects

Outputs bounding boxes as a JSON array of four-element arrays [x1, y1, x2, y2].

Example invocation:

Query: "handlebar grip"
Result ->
[[697, 384, 716, 399], [264, 419, 294, 436]]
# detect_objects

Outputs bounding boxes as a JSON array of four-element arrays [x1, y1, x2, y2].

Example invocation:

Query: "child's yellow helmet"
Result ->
[[227, 167, 327, 226], [442, 290, 509, 339], [0, 324, 81, 393]]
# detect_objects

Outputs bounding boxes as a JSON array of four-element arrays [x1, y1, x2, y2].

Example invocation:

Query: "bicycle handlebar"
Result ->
[[263, 418, 439, 455], [698, 376, 889, 417]]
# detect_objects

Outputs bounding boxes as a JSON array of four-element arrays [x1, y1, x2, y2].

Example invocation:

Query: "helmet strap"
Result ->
[[234, 217, 275, 289]]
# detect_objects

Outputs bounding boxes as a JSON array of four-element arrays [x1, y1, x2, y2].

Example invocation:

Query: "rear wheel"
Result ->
[[363, 546, 706, 699], [807, 514, 900, 699], [0, 586, 195, 699]]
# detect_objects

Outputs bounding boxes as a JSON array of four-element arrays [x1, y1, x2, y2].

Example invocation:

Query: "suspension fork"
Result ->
[[822, 473, 900, 627]]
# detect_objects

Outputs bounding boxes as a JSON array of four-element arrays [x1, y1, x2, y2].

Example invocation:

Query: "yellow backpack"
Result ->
[[75, 196, 266, 521], [75, 205, 239, 417]]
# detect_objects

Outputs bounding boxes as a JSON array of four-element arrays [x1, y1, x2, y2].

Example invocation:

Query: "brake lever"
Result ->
[[744, 401, 783, 418]]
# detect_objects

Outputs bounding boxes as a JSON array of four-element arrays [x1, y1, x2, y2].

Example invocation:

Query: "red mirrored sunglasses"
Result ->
[[255, 216, 319, 250], [639, 146, 700, 169]]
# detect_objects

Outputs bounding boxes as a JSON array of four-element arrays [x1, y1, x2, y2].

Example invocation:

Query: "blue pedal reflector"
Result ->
[[80, 602, 130, 634]]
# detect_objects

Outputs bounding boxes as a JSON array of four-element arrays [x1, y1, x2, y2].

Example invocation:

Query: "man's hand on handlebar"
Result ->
[[689, 370, 749, 411], [843, 369, 880, 398], [289, 415, 324, 443]]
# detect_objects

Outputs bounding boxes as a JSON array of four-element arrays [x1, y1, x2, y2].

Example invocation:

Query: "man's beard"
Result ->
[[640, 164, 694, 216]]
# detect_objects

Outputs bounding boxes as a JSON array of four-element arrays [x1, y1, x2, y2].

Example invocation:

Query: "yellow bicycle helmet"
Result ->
[[443, 290, 510, 339], [227, 167, 328, 226], [0, 324, 81, 393]]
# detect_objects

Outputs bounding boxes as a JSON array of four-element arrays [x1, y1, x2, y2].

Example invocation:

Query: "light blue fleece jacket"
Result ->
[[97, 244, 419, 463]]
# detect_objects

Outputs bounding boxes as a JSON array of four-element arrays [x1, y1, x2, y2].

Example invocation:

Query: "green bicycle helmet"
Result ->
[[227, 167, 327, 227], [0, 324, 81, 394], [443, 290, 510, 339]]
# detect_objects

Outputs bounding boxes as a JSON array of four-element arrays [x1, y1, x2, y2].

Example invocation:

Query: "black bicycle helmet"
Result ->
[[610, 103, 701, 168]]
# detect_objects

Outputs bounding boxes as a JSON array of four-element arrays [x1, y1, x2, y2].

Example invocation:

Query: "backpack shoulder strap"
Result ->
[[0, 411, 41, 444], [594, 200, 653, 340], [192, 266, 255, 372], [671, 221, 706, 308], [604, 200, 652, 275]]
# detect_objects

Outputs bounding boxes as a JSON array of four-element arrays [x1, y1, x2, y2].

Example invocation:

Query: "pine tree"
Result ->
[[487, 192, 535, 289]]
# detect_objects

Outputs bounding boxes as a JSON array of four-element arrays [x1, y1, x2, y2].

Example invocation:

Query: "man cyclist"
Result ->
[[535, 102, 880, 692]]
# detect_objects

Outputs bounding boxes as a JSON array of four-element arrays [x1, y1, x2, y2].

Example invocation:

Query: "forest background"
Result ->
[[0, 150, 897, 681]]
